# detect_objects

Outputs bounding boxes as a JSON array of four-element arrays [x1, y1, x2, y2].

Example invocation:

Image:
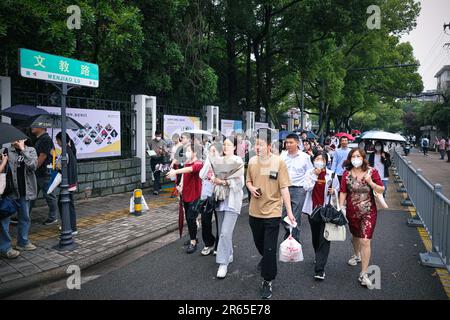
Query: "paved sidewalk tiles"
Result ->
[[0, 187, 179, 294]]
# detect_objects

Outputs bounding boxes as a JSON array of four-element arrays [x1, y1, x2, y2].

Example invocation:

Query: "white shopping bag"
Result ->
[[279, 227, 304, 263]]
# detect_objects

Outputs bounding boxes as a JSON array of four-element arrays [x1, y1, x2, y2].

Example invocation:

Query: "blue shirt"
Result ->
[[331, 147, 350, 176]]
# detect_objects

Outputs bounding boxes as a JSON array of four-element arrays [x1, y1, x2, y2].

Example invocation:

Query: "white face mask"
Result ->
[[185, 151, 193, 160], [155, 137, 161, 141], [375, 146, 382, 151], [351, 158, 363, 168], [314, 161, 326, 169]]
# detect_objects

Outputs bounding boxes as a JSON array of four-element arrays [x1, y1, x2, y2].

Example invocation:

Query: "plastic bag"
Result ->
[[279, 227, 304, 263], [47, 171, 62, 194]]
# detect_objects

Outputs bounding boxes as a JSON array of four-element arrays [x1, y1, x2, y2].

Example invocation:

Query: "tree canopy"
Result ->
[[0, 0, 424, 130]]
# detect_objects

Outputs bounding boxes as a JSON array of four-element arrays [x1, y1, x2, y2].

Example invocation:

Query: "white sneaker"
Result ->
[[359, 272, 374, 289], [217, 264, 228, 279], [348, 255, 361, 266], [201, 246, 213, 256]]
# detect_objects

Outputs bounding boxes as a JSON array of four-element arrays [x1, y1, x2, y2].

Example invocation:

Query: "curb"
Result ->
[[0, 221, 180, 299]]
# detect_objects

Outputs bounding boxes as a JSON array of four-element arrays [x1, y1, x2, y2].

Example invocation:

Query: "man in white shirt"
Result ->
[[280, 133, 314, 242]]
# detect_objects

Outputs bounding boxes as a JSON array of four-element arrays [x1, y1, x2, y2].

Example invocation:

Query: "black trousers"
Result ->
[[58, 192, 77, 232], [308, 215, 330, 273], [184, 201, 199, 241], [447, 150, 450, 162], [249, 215, 281, 281], [201, 197, 218, 248], [150, 157, 164, 191]]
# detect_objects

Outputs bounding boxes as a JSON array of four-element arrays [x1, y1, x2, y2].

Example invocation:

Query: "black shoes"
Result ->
[[260, 280, 272, 299], [314, 271, 326, 281], [186, 243, 197, 254]]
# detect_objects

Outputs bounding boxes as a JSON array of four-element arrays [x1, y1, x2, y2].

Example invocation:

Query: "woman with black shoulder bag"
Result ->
[[302, 151, 340, 281]]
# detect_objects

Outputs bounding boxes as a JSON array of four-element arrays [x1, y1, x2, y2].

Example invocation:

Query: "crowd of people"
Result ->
[[148, 128, 388, 299], [0, 126, 78, 259]]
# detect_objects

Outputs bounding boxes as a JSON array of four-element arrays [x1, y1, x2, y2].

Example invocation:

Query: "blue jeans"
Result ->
[[281, 186, 307, 243], [382, 180, 388, 198], [0, 197, 31, 253]]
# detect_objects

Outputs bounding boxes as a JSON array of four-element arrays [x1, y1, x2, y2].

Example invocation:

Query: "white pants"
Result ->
[[216, 210, 239, 265]]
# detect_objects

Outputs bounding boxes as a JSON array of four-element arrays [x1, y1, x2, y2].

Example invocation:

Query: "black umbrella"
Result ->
[[22, 114, 84, 130], [0, 105, 49, 120], [0, 123, 29, 145]]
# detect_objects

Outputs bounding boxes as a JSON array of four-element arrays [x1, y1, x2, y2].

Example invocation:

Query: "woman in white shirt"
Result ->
[[368, 141, 391, 198], [302, 151, 340, 281], [211, 137, 244, 279]]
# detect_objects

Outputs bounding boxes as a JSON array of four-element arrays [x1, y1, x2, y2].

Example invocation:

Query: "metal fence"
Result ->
[[12, 90, 136, 159], [392, 148, 450, 273]]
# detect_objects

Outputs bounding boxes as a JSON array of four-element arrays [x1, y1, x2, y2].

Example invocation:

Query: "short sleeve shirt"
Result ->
[[182, 161, 203, 202], [246, 154, 291, 218], [34, 133, 54, 177]]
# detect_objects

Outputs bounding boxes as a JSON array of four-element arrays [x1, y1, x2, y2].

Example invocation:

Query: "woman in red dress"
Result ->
[[339, 148, 385, 289]]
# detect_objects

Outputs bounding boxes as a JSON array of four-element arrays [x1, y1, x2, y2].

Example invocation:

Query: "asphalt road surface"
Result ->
[[46, 204, 447, 300]]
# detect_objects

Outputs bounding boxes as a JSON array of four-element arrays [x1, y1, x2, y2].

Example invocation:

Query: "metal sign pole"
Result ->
[[59, 83, 75, 249]]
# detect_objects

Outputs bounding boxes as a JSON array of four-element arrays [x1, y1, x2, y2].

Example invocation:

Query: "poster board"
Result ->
[[40, 106, 121, 159], [163, 115, 201, 140], [220, 119, 243, 137]]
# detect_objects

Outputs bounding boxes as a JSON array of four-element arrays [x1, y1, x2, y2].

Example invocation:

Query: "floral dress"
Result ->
[[340, 168, 383, 239]]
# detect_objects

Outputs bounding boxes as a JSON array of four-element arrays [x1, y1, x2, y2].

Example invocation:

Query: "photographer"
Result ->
[[0, 140, 38, 258]]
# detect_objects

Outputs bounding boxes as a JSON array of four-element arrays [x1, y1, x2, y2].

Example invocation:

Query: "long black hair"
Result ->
[[56, 132, 77, 156]]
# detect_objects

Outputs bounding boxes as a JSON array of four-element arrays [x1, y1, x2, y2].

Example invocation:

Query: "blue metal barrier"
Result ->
[[392, 148, 450, 273]]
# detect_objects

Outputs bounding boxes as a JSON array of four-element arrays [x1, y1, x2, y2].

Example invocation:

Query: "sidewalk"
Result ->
[[403, 148, 450, 198], [0, 185, 180, 298]]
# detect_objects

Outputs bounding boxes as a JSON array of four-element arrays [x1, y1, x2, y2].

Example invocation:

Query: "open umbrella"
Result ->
[[22, 114, 84, 130], [183, 129, 213, 136], [278, 130, 295, 140], [0, 105, 49, 120], [306, 131, 318, 139], [360, 131, 406, 142], [335, 132, 355, 141], [0, 123, 29, 145]]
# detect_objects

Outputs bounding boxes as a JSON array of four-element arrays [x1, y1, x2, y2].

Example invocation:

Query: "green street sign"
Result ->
[[19, 48, 99, 88]]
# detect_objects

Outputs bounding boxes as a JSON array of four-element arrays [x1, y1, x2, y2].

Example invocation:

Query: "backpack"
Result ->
[[423, 139, 429, 147]]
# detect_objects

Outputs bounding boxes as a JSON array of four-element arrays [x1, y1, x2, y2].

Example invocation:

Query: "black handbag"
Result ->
[[318, 173, 348, 226]]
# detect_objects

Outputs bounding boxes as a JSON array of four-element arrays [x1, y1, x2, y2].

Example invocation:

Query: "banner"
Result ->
[[163, 115, 201, 141], [220, 119, 243, 137], [255, 122, 269, 131], [40, 106, 121, 159]]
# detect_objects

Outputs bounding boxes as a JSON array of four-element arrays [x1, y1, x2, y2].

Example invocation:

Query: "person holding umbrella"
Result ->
[[28, 126, 59, 225], [0, 137, 38, 257], [368, 141, 391, 198], [167, 143, 204, 254]]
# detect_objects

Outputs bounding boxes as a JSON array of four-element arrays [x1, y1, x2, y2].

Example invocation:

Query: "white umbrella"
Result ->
[[360, 131, 406, 142], [183, 129, 213, 136]]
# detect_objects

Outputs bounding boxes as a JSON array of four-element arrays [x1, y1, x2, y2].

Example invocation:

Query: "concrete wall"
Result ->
[[34, 157, 142, 207]]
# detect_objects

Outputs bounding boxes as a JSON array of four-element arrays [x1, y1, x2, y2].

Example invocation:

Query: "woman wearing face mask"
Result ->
[[211, 137, 244, 279], [167, 144, 204, 254], [368, 141, 391, 197], [339, 149, 384, 289], [302, 152, 340, 280]]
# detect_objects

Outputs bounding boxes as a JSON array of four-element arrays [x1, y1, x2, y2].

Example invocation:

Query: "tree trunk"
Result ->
[[245, 36, 252, 109], [226, 33, 238, 115]]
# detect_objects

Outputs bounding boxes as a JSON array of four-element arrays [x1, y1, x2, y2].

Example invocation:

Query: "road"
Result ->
[[35, 204, 447, 300]]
